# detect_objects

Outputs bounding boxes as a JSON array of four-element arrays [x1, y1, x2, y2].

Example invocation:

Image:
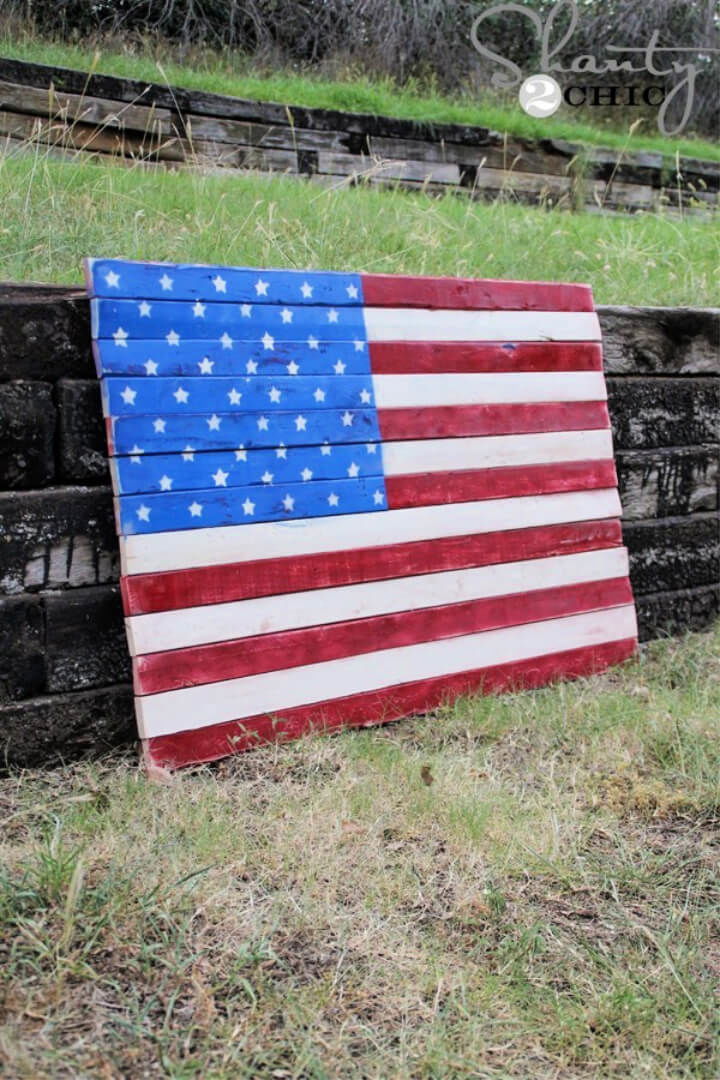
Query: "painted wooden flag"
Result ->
[[85, 258, 637, 770]]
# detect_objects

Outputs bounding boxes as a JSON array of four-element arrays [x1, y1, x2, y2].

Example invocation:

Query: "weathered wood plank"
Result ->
[[0, 78, 174, 135], [0, 593, 46, 702], [0, 486, 118, 594], [636, 584, 719, 642], [598, 307, 720, 376], [0, 682, 134, 769], [623, 513, 719, 595], [56, 379, 109, 484], [617, 446, 718, 521], [44, 585, 130, 692], [0, 108, 188, 160], [0, 285, 92, 381], [607, 377, 720, 449], [0, 380, 56, 488]]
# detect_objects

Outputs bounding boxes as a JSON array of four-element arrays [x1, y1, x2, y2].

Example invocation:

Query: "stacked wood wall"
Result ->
[[0, 57, 718, 214], [0, 287, 717, 767]]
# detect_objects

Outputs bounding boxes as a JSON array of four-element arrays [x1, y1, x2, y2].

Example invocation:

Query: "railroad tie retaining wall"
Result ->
[[0, 56, 718, 214], [0, 286, 718, 766]]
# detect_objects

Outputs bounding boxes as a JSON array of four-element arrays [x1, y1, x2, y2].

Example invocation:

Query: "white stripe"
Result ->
[[373, 372, 607, 406], [364, 309, 601, 342], [120, 488, 622, 576], [382, 429, 613, 475], [136, 604, 637, 738], [127, 546, 630, 655]]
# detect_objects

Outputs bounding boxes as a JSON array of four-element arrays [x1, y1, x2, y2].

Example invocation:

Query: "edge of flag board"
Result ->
[[85, 257, 638, 771]]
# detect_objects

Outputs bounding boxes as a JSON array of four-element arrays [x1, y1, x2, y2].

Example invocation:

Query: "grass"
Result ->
[[0, 626, 718, 1077], [1, 149, 719, 307], [2, 34, 720, 164]]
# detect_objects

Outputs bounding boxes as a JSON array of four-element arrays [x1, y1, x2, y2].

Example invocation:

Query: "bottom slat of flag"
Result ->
[[143, 635, 637, 769], [135, 604, 637, 739]]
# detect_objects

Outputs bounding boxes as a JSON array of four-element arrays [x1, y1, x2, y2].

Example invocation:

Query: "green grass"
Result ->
[[1, 627, 719, 1078], [2, 149, 718, 307], [2, 34, 720, 164]]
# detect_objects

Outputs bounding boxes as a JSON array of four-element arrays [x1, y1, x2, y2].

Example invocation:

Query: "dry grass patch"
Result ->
[[1, 625, 719, 1078]]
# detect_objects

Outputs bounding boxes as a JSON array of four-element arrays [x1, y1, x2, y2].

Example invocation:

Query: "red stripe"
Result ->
[[122, 518, 623, 616], [134, 578, 633, 695], [370, 341, 602, 374], [144, 637, 637, 769], [361, 275, 594, 311], [387, 461, 617, 510], [378, 401, 609, 440]]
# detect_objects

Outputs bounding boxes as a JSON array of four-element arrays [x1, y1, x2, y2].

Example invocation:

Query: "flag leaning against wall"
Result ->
[[85, 258, 638, 770]]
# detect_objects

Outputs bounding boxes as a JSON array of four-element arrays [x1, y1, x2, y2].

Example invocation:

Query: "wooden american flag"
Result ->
[[86, 258, 638, 770]]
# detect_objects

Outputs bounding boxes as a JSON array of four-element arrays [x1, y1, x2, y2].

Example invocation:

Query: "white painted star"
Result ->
[[220, 332, 233, 349], [373, 489, 384, 505], [307, 335, 319, 350], [353, 339, 365, 352], [313, 387, 326, 402], [282, 494, 295, 512], [242, 497, 255, 516], [301, 467, 313, 481], [144, 359, 159, 375], [300, 281, 313, 299], [347, 462, 360, 478], [261, 471, 274, 485], [212, 275, 227, 293], [346, 283, 359, 299], [295, 415, 307, 431], [153, 418, 166, 433], [136, 504, 151, 522], [198, 357, 214, 374], [235, 446, 247, 462], [341, 411, 354, 427], [328, 492, 340, 507], [320, 442, 332, 456], [333, 359, 346, 375], [192, 300, 206, 318], [359, 388, 372, 404], [255, 278, 269, 296], [261, 332, 275, 351], [159, 273, 173, 291], [104, 270, 120, 288], [129, 443, 144, 463], [240, 303, 252, 318], [286, 361, 300, 375], [182, 445, 195, 462], [280, 308, 293, 324], [268, 386, 282, 403], [173, 386, 189, 404], [227, 387, 242, 405], [166, 330, 180, 346], [113, 327, 128, 347], [138, 301, 152, 317], [257, 416, 269, 431], [207, 414, 221, 431], [246, 360, 259, 375], [275, 444, 287, 459], [327, 309, 339, 323], [212, 468, 229, 487], [366, 443, 378, 454], [159, 475, 173, 491], [188, 501, 203, 517], [120, 385, 137, 405]]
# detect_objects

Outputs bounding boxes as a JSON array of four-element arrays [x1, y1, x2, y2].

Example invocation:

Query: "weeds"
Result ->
[[0, 147, 718, 307], [1, 627, 718, 1077]]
